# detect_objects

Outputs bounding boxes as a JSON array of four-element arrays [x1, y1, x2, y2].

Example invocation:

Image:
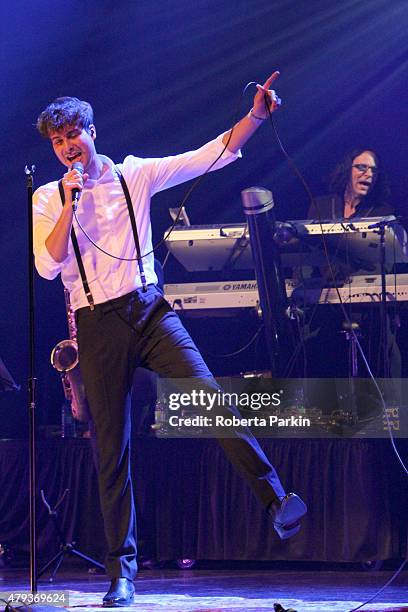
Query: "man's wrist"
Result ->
[[248, 108, 266, 122]]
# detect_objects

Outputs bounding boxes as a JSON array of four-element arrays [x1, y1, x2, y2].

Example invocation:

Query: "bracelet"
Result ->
[[248, 108, 266, 122]]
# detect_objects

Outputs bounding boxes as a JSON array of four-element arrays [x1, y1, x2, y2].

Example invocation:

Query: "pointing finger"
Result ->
[[262, 70, 280, 89]]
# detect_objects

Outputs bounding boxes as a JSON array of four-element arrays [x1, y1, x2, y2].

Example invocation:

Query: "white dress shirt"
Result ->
[[33, 133, 241, 311]]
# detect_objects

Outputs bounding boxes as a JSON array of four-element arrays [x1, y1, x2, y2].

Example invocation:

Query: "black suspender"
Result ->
[[58, 181, 95, 310], [115, 166, 147, 291], [58, 166, 147, 310]]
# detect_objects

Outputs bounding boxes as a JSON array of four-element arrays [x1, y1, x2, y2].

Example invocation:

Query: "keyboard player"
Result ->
[[303, 148, 401, 384]]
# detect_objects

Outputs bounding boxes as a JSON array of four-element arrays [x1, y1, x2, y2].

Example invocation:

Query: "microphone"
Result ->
[[71, 161, 84, 211]]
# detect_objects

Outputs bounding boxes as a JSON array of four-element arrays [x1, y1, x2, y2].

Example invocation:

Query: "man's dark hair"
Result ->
[[36, 96, 94, 138], [329, 147, 390, 206]]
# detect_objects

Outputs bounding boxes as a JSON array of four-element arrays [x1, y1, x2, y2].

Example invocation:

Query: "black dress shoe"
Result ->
[[269, 493, 307, 540], [102, 577, 135, 607]]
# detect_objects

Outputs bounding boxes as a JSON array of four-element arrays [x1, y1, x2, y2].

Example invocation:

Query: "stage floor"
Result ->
[[1, 565, 407, 612]]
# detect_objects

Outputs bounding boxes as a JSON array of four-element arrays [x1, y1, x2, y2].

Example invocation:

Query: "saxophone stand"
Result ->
[[38, 489, 104, 581]]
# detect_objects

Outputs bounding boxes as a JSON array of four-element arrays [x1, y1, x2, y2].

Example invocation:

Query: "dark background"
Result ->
[[1, 0, 408, 435]]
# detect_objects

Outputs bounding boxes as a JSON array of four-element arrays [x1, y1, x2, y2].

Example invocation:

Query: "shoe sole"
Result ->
[[103, 595, 135, 608]]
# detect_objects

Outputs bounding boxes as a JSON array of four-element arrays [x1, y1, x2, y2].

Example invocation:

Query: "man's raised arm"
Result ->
[[222, 71, 281, 153]]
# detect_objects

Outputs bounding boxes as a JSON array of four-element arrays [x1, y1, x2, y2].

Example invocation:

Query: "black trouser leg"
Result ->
[[77, 301, 138, 580], [135, 293, 286, 506]]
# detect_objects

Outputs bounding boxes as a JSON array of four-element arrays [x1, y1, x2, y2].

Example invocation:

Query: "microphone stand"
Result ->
[[25, 164, 38, 594], [7, 168, 61, 611]]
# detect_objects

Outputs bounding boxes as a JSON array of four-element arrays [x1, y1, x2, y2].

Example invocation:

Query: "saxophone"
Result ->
[[50, 288, 91, 422]]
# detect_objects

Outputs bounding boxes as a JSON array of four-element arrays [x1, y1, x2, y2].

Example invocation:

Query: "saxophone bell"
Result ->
[[50, 339, 79, 372], [50, 289, 91, 423]]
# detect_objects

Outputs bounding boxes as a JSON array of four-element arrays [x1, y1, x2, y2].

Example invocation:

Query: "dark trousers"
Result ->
[[77, 285, 285, 579]]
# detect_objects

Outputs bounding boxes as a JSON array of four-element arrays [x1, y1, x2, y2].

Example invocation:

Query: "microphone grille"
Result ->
[[71, 161, 84, 173]]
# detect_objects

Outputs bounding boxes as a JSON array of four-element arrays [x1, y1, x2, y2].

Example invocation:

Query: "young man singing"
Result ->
[[33, 71, 306, 607]]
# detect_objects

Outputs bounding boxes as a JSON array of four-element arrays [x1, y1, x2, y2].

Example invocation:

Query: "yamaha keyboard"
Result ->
[[165, 217, 408, 273], [164, 274, 408, 315]]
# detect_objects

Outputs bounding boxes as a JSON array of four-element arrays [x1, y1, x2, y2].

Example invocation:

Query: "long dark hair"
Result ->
[[329, 148, 390, 206]]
